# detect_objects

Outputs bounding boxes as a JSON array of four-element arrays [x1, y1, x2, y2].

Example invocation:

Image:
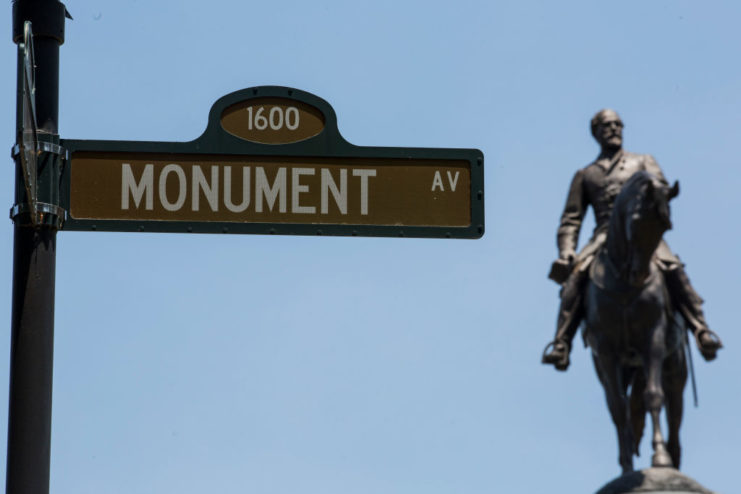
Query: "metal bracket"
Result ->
[[10, 202, 67, 229], [12, 141, 68, 160], [11, 139, 69, 229]]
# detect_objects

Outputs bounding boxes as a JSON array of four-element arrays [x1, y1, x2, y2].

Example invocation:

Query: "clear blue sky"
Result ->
[[1, 1, 739, 492]]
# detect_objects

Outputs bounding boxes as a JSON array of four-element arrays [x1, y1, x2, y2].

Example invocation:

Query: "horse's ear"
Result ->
[[645, 178, 655, 196], [669, 181, 680, 200]]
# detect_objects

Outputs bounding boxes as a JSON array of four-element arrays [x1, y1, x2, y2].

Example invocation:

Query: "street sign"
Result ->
[[61, 86, 484, 238]]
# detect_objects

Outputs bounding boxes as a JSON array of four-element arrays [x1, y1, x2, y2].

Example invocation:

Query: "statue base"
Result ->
[[595, 467, 716, 494]]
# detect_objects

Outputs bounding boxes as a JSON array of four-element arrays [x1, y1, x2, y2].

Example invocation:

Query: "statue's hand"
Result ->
[[560, 250, 576, 264], [549, 256, 574, 284]]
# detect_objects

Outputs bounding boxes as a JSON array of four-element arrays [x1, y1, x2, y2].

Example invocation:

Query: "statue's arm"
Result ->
[[557, 169, 587, 260], [643, 154, 669, 184]]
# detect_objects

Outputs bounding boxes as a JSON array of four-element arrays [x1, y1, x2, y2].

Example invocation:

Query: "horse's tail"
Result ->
[[630, 372, 647, 456]]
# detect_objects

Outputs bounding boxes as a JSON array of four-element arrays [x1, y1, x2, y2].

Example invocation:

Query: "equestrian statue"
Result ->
[[542, 109, 723, 473]]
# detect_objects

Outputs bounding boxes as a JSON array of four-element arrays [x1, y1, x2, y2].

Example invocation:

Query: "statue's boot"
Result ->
[[664, 265, 723, 361], [542, 273, 584, 371]]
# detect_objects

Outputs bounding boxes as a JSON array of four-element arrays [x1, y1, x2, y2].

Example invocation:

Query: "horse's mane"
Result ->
[[613, 171, 657, 212]]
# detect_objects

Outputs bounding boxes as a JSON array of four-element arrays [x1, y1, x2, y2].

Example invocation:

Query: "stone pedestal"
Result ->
[[595, 468, 716, 494]]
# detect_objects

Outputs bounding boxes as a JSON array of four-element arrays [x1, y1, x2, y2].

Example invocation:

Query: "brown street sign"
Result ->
[[70, 154, 471, 227], [60, 86, 484, 238]]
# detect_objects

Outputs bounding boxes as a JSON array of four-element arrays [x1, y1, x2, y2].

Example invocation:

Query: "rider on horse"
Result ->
[[542, 109, 723, 371]]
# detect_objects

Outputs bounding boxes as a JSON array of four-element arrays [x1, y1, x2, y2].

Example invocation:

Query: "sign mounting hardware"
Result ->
[[11, 20, 69, 228]]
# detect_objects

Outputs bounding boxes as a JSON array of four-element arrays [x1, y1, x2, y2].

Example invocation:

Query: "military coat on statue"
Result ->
[[557, 150, 680, 272]]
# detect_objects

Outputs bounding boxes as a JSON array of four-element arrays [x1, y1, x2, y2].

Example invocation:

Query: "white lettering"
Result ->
[[255, 167, 287, 213], [285, 107, 300, 130], [352, 169, 376, 216], [269, 107, 283, 130], [159, 164, 187, 211], [122, 164, 385, 217], [254, 107, 268, 130], [223, 166, 251, 213], [192, 165, 219, 211], [446, 171, 460, 192], [431, 171, 444, 191], [292, 168, 316, 214], [121, 163, 154, 210], [321, 169, 347, 215]]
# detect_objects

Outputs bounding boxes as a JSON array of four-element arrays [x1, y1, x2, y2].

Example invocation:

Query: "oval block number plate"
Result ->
[[220, 97, 325, 145]]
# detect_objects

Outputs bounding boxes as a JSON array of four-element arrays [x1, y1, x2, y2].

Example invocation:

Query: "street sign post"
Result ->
[[9, 2, 70, 494], [61, 86, 484, 238]]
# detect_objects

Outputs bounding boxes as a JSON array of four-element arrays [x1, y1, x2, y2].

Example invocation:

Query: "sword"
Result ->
[[685, 329, 699, 408]]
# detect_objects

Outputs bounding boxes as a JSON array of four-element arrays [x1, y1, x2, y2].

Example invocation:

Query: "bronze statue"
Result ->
[[541, 110, 723, 473]]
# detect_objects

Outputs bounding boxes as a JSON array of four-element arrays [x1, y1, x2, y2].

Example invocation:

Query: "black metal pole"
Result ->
[[8, 2, 67, 493]]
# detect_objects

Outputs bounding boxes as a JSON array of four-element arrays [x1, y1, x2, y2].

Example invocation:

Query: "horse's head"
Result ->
[[610, 172, 679, 286]]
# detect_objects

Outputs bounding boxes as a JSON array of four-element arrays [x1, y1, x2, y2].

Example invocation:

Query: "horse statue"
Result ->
[[584, 171, 685, 474]]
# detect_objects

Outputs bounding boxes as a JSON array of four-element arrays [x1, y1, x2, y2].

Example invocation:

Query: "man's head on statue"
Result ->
[[591, 109, 623, 152]]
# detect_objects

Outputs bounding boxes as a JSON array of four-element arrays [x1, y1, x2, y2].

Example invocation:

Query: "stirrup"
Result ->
[[695, 327, 722, 346], [542, 340, 570, 371], [694, 328, 722, 360]]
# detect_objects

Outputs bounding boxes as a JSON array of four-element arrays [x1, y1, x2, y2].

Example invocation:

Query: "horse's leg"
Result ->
[[644, 323, 673, 468], [593, 353, 634, 473], [620, 365, 639, 453], [629, 368, 646, 456], [662, 347, 687, 469]]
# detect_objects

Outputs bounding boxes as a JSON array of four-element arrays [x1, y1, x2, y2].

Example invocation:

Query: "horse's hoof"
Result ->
[[651, 450, 674, 468]]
